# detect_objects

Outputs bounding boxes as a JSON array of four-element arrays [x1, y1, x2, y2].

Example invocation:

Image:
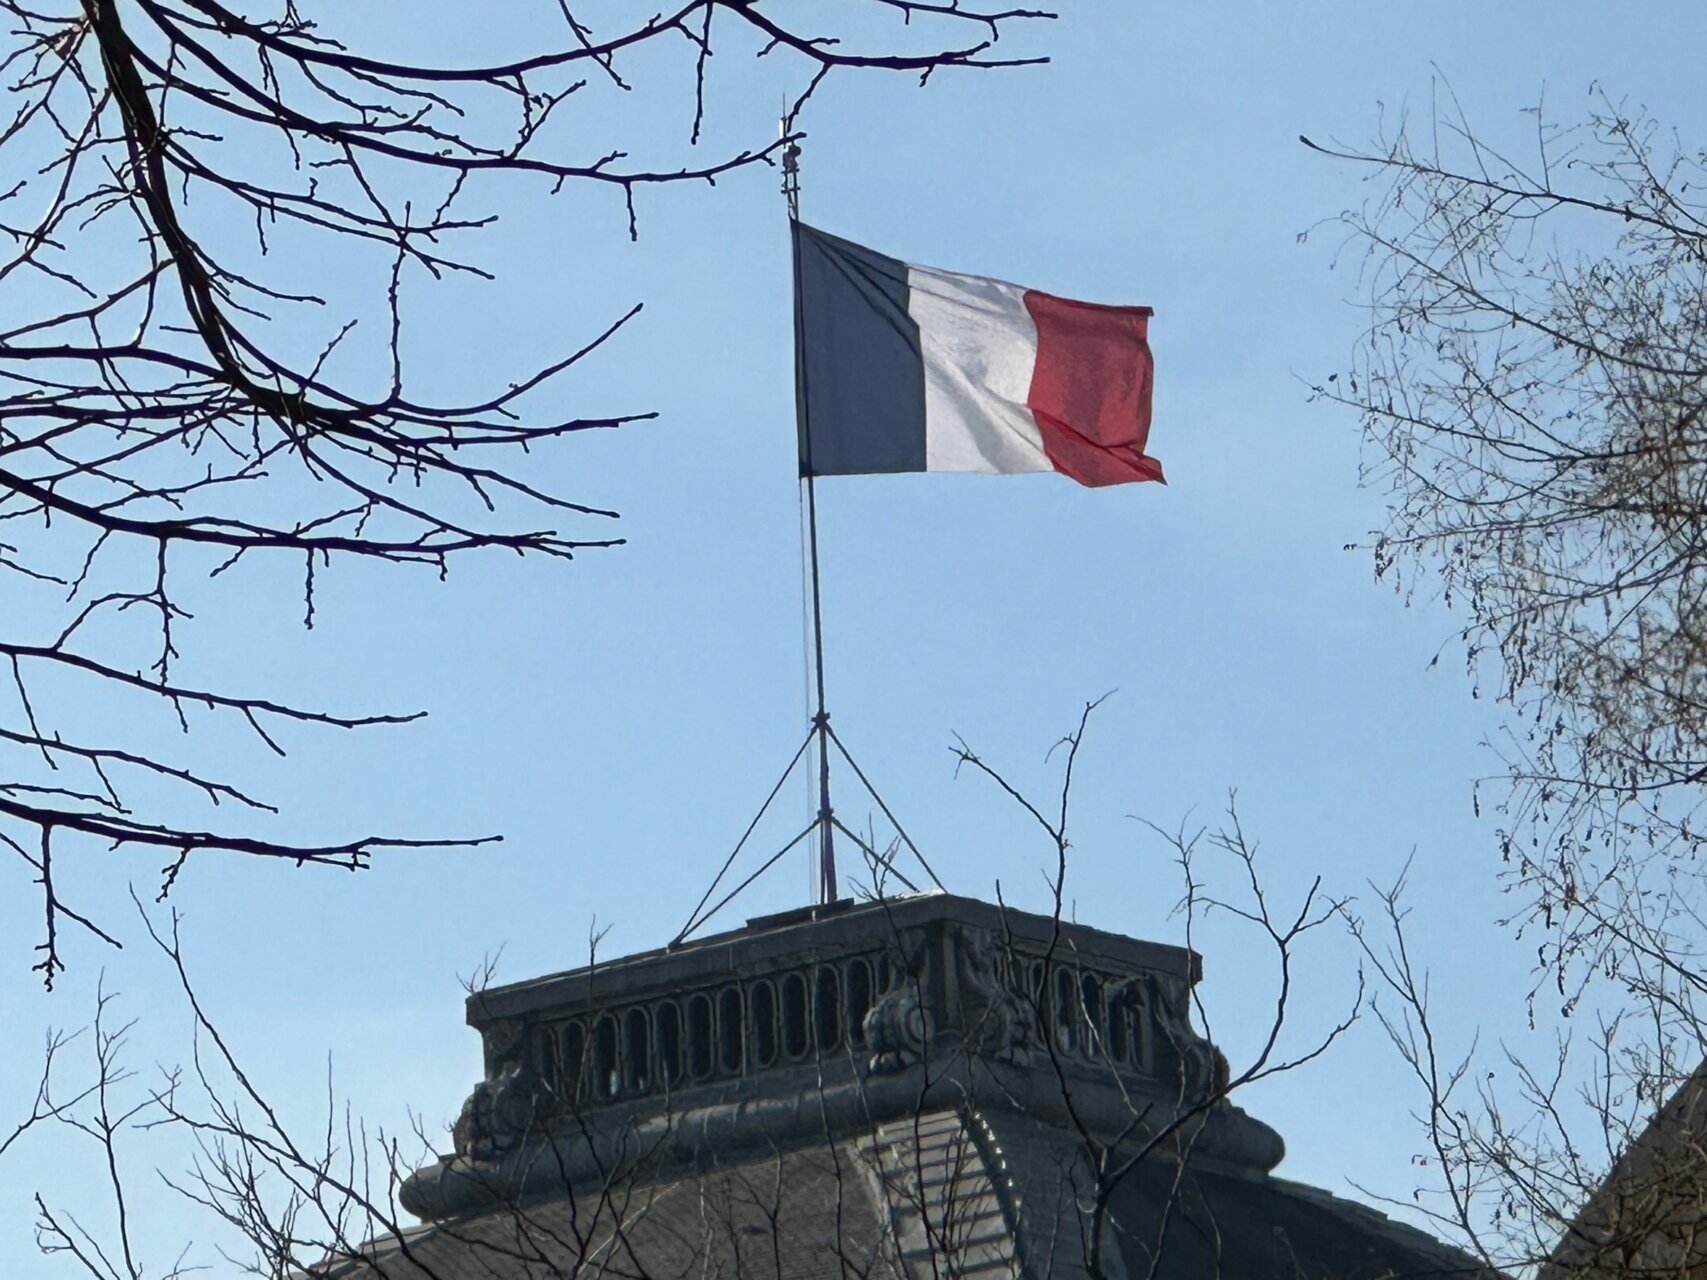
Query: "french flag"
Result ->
[[792, 222, 1162, 487]]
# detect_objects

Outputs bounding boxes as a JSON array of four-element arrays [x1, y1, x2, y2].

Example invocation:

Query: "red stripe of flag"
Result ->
[[1022, 291, 1163, 487]]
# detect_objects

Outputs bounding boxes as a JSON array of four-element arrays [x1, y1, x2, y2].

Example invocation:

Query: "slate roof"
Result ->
[[1543, 1060, 1707, 1280], [320, 1106, 1487, 1280]]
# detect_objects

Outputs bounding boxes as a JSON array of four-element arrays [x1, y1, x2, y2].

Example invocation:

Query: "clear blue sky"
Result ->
[[6, 2, 1706, 1272]]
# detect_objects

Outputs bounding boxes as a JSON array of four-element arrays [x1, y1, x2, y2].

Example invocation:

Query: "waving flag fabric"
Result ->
[[792, 222, 1162, 487]]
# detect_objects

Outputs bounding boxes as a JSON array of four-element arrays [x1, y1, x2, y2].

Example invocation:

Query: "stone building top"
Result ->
[[461, 891, 1202, 1110], [371, 890, 1488, 1280], [404, 890, 1275, 1223]]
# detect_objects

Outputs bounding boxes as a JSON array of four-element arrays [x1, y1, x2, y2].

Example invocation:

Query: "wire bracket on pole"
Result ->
[[672, 713, 945, 945], [827, 722, 945, 894]]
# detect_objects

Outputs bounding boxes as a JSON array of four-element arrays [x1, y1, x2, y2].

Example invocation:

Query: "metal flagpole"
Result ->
[[784, 120, 836, 905], [668, 121, 950, 944], [803, 475, 835, 904]]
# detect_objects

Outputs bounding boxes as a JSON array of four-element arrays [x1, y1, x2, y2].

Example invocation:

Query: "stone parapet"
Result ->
[[401, 892, 1285, 1221]]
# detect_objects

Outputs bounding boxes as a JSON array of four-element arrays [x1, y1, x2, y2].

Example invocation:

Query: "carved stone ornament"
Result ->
[[956, 928, 1036, 1064], [863, 983, 927, 1074], [478, 1015, 527, 1075], [452, 1060, 554, 1164], [453, 1016, 562, 1164], [863, 930, 930, 1074]]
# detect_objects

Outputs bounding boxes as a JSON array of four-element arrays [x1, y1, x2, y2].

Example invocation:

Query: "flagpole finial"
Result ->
[[779, 107, 802, 220]]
